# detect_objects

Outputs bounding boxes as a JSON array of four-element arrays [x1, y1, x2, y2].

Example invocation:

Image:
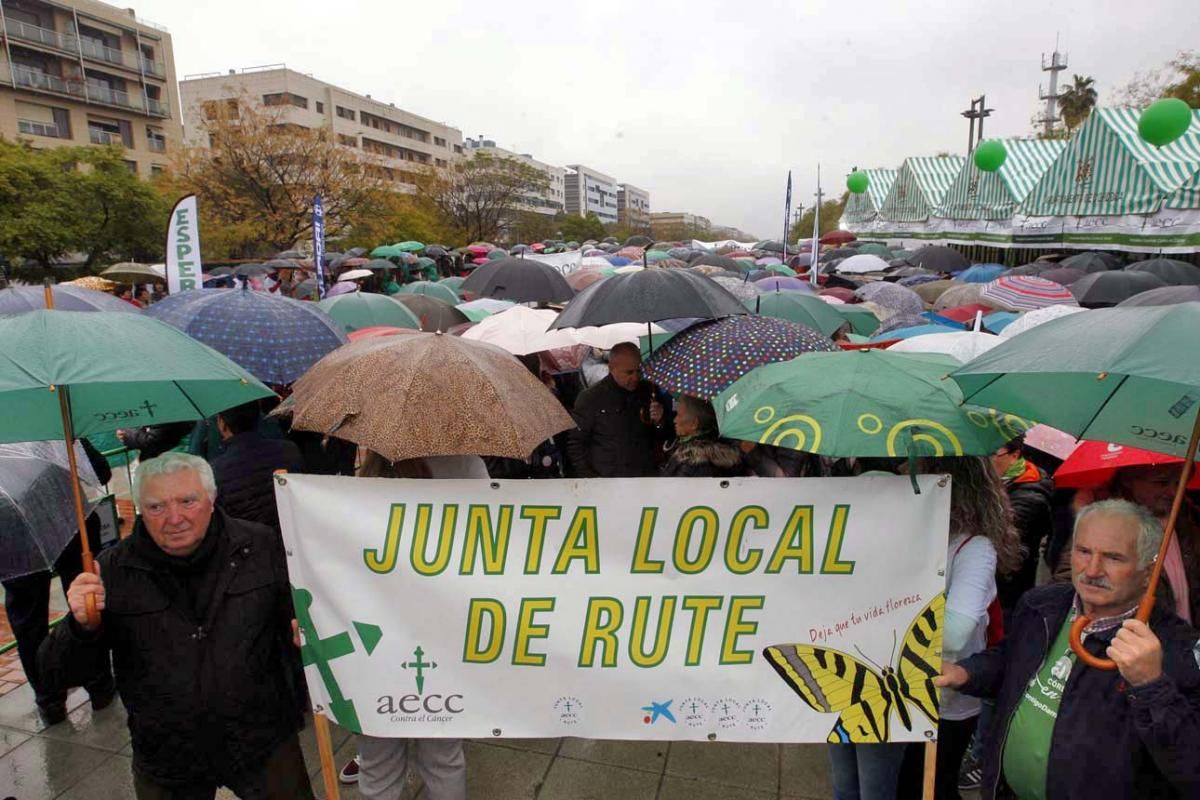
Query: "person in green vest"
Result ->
[[383, 271, 402, 296], [936, 499, 1200, 800]]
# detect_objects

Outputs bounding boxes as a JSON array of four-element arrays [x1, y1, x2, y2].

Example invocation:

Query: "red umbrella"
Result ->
[[566, 270, 607, 291], [820, 230, 857, 245], [1054, 440, 1200, 489], [346, 326, 421, 342], [935, 303, 995, 323], [820, 287, 857, 303]]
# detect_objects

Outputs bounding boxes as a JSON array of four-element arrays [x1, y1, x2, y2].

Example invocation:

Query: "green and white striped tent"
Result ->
[[841, 168, 897, 229], [877, 156, 964, 225], [936, 139, 1066, 220], [1018, 107, 1200, 217]]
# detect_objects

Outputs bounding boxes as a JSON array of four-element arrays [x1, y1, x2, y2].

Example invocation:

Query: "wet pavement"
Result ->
[[0, 681, 838, 799]]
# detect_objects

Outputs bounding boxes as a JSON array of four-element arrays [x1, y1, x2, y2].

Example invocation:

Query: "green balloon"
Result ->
[[846, 171, 869, 194], [1138, 98, 1193, 148], [973, 140, 1007, 172]]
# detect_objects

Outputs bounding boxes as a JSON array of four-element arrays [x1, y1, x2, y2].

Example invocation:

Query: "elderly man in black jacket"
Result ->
[[39, 452, 312, 799], [567, 343, 671, 478], [937, 500, 1200, 800], [210, 401, 304, 532]]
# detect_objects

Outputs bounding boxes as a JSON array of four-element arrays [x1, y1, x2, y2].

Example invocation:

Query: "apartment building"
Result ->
[[179, 65, 463, 192], [617, 183, 650, 230], [0, 0, 180, 175], [650, 211, 711, 238], [564, 164, 618, 225], [464, 137, 564, 216]]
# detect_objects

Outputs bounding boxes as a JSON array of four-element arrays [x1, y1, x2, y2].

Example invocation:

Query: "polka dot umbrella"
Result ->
[[642, 315, 837, 400]]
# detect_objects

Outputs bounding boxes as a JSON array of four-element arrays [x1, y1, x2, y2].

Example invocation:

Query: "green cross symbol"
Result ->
[[293, 588, 360, 733], [402, 646, 437, 694]]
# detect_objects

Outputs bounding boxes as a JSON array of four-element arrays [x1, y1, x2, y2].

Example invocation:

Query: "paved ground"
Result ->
[[0, 683, 838, 799]]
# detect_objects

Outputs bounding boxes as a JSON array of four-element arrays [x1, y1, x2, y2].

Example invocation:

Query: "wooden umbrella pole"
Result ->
[[1070, 406, 1200, 670], [922, 740, 938, 800], [313, 710, 341, 800], [43, 282, 100, 626]]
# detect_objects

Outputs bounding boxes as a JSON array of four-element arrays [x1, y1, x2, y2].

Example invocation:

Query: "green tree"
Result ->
[[424, 151, 551, 244], [508, 210, 561, 244], [0, 139, 166, 269], [789, 193, 847, 242], [1059, 75, 1099, 131], [1115, 50, 1200, 108], [558, 213, 607, 242], [165, 94, 393, 258]]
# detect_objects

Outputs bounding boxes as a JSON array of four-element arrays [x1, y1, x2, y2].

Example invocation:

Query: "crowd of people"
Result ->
[[2, 243, 1198, 800]]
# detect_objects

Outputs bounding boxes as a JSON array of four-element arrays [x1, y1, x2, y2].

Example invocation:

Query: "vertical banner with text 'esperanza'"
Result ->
[[165, 194, 201, 295], [277, 475, 949, 743], [312, 194, 326, 298]]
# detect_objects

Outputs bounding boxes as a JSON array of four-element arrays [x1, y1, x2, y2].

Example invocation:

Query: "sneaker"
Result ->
[[36, 701, 67, 727], [338, 755, 360, 785], [958, 752, 983, 791]]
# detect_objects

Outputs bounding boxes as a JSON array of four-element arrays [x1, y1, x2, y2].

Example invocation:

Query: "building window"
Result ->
[[15, 101, 69, 139], [202, 98, 239, 120], [263, 92, 308, 109], [337, 134, 358, 147], [434, 136, 446, 147], [124, 160, 138, 174], [150, 164, 166, 176], [146, 126, 167, 153], [88, 118, 124, 147], [316, 101, 324, 114], [435, 158, 447, 168], [336, 105, 355, 120]]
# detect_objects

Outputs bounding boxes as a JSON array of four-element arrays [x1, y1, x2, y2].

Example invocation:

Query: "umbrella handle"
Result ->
[[1069, 406, 1200, 671]]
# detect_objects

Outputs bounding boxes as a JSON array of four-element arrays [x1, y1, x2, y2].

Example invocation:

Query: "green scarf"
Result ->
[[1003, 457, 1027, 482]]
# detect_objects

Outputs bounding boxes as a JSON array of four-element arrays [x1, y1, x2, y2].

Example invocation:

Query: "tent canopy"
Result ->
[[842, 168, 898, 226], [878, 156, 965, 223], [937, 139, 1066, 220]]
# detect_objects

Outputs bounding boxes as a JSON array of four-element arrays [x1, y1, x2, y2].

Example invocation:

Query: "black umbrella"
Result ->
[[510, 244, 531, 254], [821, 247, 858, 263], [1070, 271, 1168, 308], [425, 245, 449, 258], [601, 236, 619, 245], [264, 258, 302, 269], [1125, 258, 1200, 286], [233, 263, 270, 278], [692, 254, 748, 272], [755, 240, 786, 254], [1037, 267, 1087, 286], [276, 250, 305, 260], [1117, 285, 1200, 307], [1002, 263, 1047, 277], [209, 266, 235, 277], [459, 257, 574, 304], [624, 235, 653, 248], [910, 245, 969, 272], [1060, 251, 1122, 272], [365, 258, 396, 271], [393, 294, 470, 332], [345, 247, 369, 257], [549, 269, 748, 329]]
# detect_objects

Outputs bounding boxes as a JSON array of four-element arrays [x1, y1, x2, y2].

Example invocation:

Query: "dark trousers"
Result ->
[[2, 522, 112, 709], [898, 716, 978, 800], [132, 733, 315, 800]]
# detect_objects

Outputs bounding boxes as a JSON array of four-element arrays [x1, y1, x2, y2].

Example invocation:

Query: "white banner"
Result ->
[[165, 194, 202, 294], [525, 249, 582, 274], [691, 239, 759, 251], [276, 475, 950, 743]]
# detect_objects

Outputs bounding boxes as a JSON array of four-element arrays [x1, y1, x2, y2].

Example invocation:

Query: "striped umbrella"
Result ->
[[980, 276, 1078, 311]]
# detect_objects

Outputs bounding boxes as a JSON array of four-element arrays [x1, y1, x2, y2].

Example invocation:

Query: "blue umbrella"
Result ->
[[871, 323, 963, 341], [957, 264, 1007, 284], [982, 311, 1020, 332], [143, 287, 347, 385], [606, 256, 633, 266]]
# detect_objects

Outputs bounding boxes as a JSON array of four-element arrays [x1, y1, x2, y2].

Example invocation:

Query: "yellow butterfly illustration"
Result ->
[[764, 593, 943, 743]]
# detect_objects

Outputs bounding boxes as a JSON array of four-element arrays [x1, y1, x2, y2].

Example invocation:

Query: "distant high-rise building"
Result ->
[[179, 65, 463, 192], [617, 183, 650, 230], [0, 0, 181, 176], [650, 212, 711, 238], [464, 137, 565, 216], [564, 164, 618, 225]]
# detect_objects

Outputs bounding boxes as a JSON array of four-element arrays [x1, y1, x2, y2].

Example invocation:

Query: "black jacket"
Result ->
[[996, 464, 1055, 611], [961, 584, 1200, 800], [661, 437, 749, 478], [38, 511, 303, 786], [210, 431, 305, 531], [567, 376, 670, 478]]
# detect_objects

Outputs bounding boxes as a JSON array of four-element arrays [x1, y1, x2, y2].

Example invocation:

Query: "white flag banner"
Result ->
[[276, 474, 949, 743], [165, 194, 202, 294], [691, 239, 759, 251], [521, 250, 582, 274]]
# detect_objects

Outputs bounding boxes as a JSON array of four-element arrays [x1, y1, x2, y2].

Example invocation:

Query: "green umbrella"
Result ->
[[414, 256, 438, 281], [715, 350, 1026, 458], [0, 307, 274, 620], [746, 292, 847, 337], [765, 264, 798, 277], [856, 243, 893, 258], [833, 305, 882, 335], [439, 276, 466, 293], [395, 241, 425, 253], [317, 293, 421, 333], [950, 303, 1200, 669], [370, 245, 406, 258], [399, 280, 460, 305]]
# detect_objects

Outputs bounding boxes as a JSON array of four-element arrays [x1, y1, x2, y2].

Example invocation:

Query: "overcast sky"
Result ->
[[139, 0, 1197, 239]]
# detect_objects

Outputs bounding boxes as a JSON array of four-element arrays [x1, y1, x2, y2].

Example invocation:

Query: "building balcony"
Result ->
[[79, 38, 136, 70], [140, 56, 166, 78], [144, 96, 169, 117], [86, 83, 144, 112], [17, 118, 60, 137], [3, 18, 77, 54], [88, 127, 121, 146], [12, 65, 87, 99], [147, 138, 166, 153]]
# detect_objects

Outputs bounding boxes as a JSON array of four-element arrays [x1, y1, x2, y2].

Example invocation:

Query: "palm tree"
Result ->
[[1059, 75, 1098, 132]]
